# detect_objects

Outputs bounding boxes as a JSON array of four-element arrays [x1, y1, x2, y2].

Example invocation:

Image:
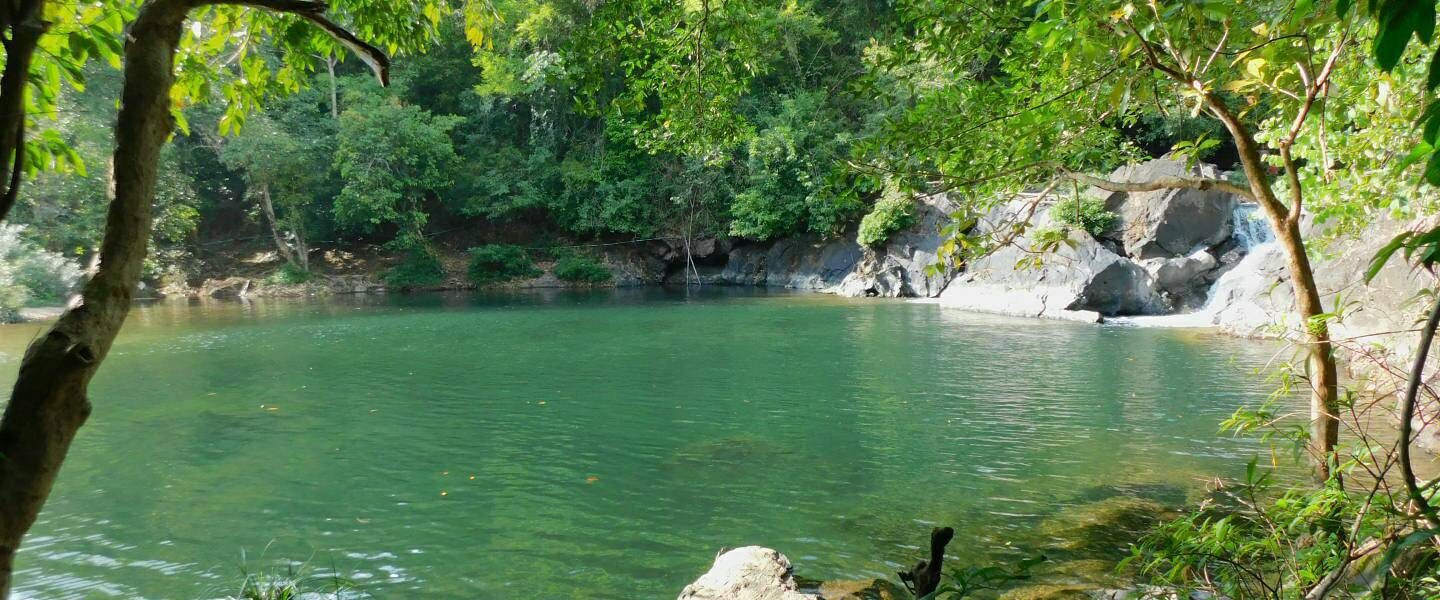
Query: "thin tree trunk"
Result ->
[[293, 219, 310, 272], [326, 55, 339, 120], [1206, 96, 1341, 482], [0, 0, 49, 223], [0, 0, 190, 595], [257, 182, 300, 268]]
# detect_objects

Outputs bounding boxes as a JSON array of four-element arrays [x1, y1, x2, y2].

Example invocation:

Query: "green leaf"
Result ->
[[1425, 147, 1440, 186], [1367, 232, 1413, 282], [1429, 48, 1440, 90]]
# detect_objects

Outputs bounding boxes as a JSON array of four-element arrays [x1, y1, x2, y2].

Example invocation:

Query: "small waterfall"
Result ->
[[1111, 204, 1279, 328], [1229, 204, 1274, 251], [1199, 205, 1278, 316]]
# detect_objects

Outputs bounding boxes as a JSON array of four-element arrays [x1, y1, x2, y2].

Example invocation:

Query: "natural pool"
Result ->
[[0, 288, 1294, 599]]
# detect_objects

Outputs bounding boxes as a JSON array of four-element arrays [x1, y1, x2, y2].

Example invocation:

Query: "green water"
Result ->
[[1, 289, 1290, 599]]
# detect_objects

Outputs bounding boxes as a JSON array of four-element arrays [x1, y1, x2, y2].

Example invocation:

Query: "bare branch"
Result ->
[[1054, 165, 1255, 200]]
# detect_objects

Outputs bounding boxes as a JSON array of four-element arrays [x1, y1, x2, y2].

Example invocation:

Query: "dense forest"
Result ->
[[0, 0, 1243, 302]]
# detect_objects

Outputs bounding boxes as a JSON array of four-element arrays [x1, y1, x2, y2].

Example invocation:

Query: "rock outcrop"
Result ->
[[940, 158, 1256, 320], [678, 547, 819, 600], [660, 192, 954, 298]]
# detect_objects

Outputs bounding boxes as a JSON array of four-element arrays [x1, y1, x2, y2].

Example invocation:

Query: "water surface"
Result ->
[[0, 289, 1290, 599]]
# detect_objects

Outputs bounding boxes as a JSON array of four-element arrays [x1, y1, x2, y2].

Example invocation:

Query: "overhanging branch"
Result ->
[[1053, 165, 1255, 201], [208, 0, 390, 86]]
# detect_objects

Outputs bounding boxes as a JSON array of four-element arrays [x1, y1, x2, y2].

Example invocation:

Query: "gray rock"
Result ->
[[678, 547, 819, 600], [1140, 249, 1219, 309], [1101, 159, 1237, 259], [940, 198, 1162, 318], [709, 193, 954, 298]]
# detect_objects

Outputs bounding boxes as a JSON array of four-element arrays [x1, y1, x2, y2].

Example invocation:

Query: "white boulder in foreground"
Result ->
[[678, 546, 819, 600]]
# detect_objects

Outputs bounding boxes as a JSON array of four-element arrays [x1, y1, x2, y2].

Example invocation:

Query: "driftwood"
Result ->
[[898, 526, 954, 597]]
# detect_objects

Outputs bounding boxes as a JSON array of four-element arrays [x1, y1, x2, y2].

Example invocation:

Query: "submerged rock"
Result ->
[[678, 547, 819, 600], [1035, 496, 1171, 557], [814, 578, 909, 600], [1000, 583, 1094, 600]]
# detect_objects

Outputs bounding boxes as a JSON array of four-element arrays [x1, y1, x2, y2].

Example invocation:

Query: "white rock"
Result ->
[[678, 547, 819, 600]]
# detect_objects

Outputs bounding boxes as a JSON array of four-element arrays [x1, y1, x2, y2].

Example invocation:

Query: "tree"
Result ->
[[220, 105, 335, 271], [0, 1, 405, 595], [861, 0, 1366, 481], [332, 90, 461, 251]]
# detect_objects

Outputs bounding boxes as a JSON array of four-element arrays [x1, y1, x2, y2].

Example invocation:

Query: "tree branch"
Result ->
[[1280, 144, 1303, 226], [208, 0, 390, 86], [1399, 294, 1440, 531], [1054, 165, 1254, 200]]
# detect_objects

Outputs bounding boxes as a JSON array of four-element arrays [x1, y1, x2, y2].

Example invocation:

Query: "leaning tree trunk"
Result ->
[[0, 1, 188, 594], [258, 182, 301, 269], [0, 0, 49, 223], [0, 2, 385, 594], [1209, 99, 1341, 482]]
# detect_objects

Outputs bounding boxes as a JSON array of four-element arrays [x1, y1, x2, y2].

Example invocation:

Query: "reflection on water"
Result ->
[[0, 288, 1294, 599]]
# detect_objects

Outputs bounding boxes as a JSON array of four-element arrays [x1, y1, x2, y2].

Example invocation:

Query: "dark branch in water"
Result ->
[[899, 527, 954, 597]]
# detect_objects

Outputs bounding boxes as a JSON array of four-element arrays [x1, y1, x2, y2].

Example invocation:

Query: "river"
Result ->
[[0, 288, 1295, 599]]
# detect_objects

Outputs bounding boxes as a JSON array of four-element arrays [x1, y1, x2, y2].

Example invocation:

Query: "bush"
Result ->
[[857, 183, 917, 248], [267, 263, 312, 285], [384, 250, 445, 290], [552, 255, 612, 284], [1052, 195, 1117, 237], [467, 244, 541, 284], [0, 225, 83, 316]]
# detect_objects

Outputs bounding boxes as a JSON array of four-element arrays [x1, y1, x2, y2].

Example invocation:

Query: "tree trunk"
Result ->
[[257, 182, 300, 269], [326, 55, 339, 120], [0, 1, 190, 595], [0, 1, 385, 596], [0, 0, 49, 223], [1207, 97, 1340, 482], [292, 218, 310, 272]]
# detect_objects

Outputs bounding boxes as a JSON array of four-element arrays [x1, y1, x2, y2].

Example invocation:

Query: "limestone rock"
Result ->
[[1101, 159, 1237, 259], [940, 198, 1162, 318], [705, 193, 952, 297], [678, 547, 819, 600]]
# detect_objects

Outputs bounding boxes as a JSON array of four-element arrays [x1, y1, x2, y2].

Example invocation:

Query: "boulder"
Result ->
[[1139, 249, 1219, 310], [1100, 159, 1237, 259], [678, 547, 819, 600], [858, 192, 954, 298], [940, 198, 1162, 318], [711, 193, 953, 297]]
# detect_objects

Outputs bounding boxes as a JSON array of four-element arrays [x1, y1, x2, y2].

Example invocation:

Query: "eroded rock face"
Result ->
[[941, 158, 1259, 319], [678, 547, 819, 600], [689, 193, 952, 298], [1101, 160, 1237, 260], [939, 198, 1162, 319]]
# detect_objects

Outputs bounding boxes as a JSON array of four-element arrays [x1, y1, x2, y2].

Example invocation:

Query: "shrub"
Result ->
[[857, 183, 917, 248], [267, 263, 312, 285], [552, 255, 612, 284], [467, 244, 541, 284], [1052, 195, 1117, 237], [384, 250, 445, 290], [0, 225, 83, 318]]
